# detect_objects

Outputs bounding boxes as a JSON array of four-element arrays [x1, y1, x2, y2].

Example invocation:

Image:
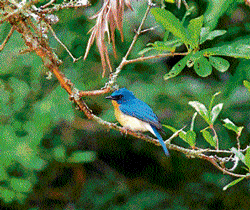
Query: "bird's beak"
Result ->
[[105, 96, 113, 100]]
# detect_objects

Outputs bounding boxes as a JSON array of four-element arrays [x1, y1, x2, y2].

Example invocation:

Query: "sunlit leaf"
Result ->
[[244, 148, 250, 169], [10, 178, 32, 193], [189, 101, 210, 124], [243, 80, 250, 92], [186, 130, 196, 147], [222, 118, 244, 135], [164, 54, 191, 80], [223, 176, 245, 190], [194, 56, 213, 77], [231, 147, 246, 165], [209, 56, 230, 72], [165, 0, 175, 3], [210, 103, 223, 124], [202, 130, 216, 148], [0, 188, 15, 203], [188, 15, 204, 49], [151, 8, 189, 44], [68, 151, 96, 163], [200, 28, 227, 44]]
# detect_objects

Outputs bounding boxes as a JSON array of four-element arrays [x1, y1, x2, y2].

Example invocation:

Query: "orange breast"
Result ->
[[111, 100, 125, 126]]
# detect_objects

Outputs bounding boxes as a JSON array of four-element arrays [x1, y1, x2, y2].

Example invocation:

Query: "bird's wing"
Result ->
[[119, 99, 162, 129]]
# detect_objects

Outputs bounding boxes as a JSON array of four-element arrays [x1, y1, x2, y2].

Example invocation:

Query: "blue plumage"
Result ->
[[106, 88, 169, 156]]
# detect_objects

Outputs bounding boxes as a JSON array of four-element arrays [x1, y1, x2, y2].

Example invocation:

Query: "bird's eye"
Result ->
[[117, 95, 123, 99]]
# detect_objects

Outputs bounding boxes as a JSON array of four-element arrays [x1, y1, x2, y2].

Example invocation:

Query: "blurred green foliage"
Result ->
[[1, 0, 250, 209]]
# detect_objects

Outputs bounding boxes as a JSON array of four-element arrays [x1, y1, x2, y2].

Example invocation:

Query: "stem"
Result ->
[[0, 26, 15, 51], [210, 124, 219, 150]]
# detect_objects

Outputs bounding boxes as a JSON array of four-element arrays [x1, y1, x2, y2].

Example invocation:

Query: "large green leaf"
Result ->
[[194, 56, 213, 77], [188, 15, 204, 49], [151, 8, 188, 44], [209, 56, 230, 72], [202, 37, 250, 59], [200, 28, 227, 44]]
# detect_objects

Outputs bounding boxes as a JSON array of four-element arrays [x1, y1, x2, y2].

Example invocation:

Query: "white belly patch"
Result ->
[[116, 110, 156, 137]]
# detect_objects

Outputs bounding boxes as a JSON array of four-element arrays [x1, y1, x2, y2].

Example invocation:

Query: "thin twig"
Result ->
[[0, 26, 15, 51], [40, 0, 55, 9], [106, 1, 154, 88], [47, 24, 82, 62], [124, 52, 189, 65], [210, 124, 219, 150], [182, 0, 190, 10]]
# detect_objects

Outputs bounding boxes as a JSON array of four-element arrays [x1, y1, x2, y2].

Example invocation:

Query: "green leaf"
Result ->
[[188, 15, 204, 49], [202, 130, 216, 148], [68, 151, 96, 163], [223, 176, 245, 190], [202, 37, 250, 59], [186, 130, 196, 147], [210, 103, 223, 124], [189, 101, 210, 124], [243, 80, 250, 92], [200, 28, 227, 44], [164, 54, 191, 80], [162, 125, 187, 142], [139, 40, 182, 55], [10, 178, 32, 193], [245, 148, 250, 169], [0, 165, 9, 181], [53, 146, 66, 162], [231, 147, 246, 165], [222, 118, 244, 135], [151, 8, 189, 44], [0, 187, 15, 203], [194, 56, 213, 77], [186, 51, 203, 67], [209, 56, 230, 72]]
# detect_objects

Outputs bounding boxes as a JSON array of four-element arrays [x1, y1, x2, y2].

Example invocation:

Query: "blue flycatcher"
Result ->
[[106, 88, 169, 155]]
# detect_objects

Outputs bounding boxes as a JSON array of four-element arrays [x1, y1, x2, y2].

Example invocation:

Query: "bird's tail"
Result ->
[[151, 125, 170, 156]]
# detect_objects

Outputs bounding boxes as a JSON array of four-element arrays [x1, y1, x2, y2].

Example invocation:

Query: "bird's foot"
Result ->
[[120, 127, 129, 136]]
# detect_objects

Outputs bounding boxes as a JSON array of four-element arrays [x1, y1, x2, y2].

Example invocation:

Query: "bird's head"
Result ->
[[106, 88, 136, 104]]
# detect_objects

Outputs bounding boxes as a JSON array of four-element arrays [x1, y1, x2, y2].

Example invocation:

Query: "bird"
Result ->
[[106, 88, 169, 156]]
